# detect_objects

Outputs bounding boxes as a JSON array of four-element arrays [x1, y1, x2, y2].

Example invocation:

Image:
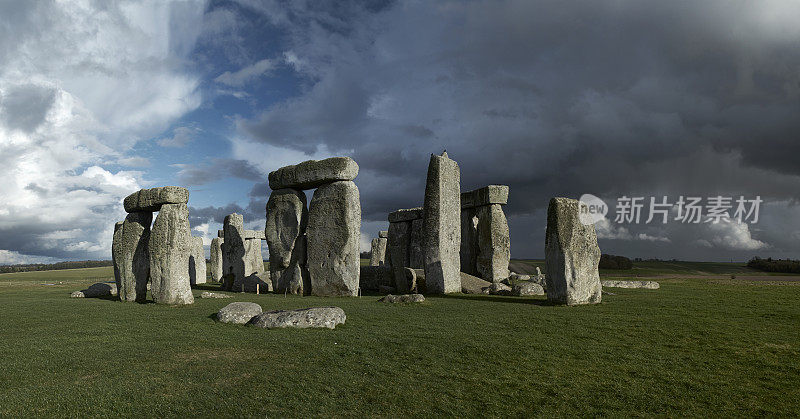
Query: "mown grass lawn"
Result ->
[[1, 264, 799, 417]]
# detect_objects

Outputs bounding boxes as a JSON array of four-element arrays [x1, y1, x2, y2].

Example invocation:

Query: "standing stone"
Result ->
[[112, 212, 151, 302], [112, 221, 123, 292], [409, 218, 424, 269], [423, 151, 461, 294], [189, 236, 206, 285], [460, 207, 479, 276], [243, 238, 271, 292], [544, 197, 602, 305], [221, 213, 246, 291], [387, 220, 412, 293], [265, 188, 308, 294], [369, 237, 388, 266], [148, 203, 194, 305], [210, 237, 223, 282], [475, 204, 510, 281], [307, 180, 361, 296]]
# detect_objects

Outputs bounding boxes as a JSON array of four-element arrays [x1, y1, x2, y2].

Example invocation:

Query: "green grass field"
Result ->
[[1, 261, 799, 416]]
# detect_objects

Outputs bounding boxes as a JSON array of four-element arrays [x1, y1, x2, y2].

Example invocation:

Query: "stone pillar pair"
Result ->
[[266, 157, 361, 297], [386, 208, 424, 293], [113, 186, 194, 305], [460, 185, 510, 282], [219, 215, 270, 293]]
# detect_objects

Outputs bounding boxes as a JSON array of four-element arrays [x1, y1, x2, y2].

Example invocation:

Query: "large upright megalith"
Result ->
[[369, 233, 388, 267], [544, 197, 602, 305], [221, 213, 246, 290], [112, 212, 151, 302], [149, 203, 194, 305], [210, 237, 223, 282], [423, 152, 461, 294], [189, 236, 206, 285], [266, 188, 308, 295], [460, 185, 510, 282], [307, 180, 361, 296]]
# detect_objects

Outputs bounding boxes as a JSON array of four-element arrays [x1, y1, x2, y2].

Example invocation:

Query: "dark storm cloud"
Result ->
[[234, 0, 800, 259], [176, 158, 263, 186]]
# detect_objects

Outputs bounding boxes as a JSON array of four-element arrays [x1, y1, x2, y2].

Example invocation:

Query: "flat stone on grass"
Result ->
[[378, 294, 425, 304], [217, 302, 263, 324], [248, 307, 346, 329]]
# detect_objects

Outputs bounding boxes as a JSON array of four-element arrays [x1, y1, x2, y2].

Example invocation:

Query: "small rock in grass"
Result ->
[[249, 307, 346, 329], [217, 302, 263, 324], [488, 282, 512, 296], [201, 291, 231, 299], [512, 282, 545, 296], [70, 282, 118, 298], [378, 294, 425, 304], [70, 291, 85, 298]]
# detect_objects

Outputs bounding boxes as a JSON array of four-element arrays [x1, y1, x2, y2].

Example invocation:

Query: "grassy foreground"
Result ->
[[1, 264, 799, 417]]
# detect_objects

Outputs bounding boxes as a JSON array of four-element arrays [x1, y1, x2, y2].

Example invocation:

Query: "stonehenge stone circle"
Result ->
[[248, 307, 346, 329], [545, 197, 602, 305], [112, 211, 152, 302], [189, 236, 206, 285], [460, 185, 510, 282], [210, 237, 223, 282], [307, 180, 361, 297], [268, 157, 358, 190], [369, 237, 388, 266], [265, 188, 308, 295], [123, 186, 189, 213], [423, 151, 461, 294], [149, 203, 194, 305]]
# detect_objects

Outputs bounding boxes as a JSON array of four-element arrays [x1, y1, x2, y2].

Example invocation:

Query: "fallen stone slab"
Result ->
[[488, 281, 512, 296], [601, 280, 660, 289], [70, 282, 118, 298], [378, 294, 425, 303], [248, 307, 346, 329], [512, 282, 545, 296], [269, 157, 358, 190], [388, 207, 423, 223], [217, 302, 263, 324], [460, 272, 491, 294], [461, 185, 509, 209], [123, 186, 189, 212], [200, 291, 231, 299]]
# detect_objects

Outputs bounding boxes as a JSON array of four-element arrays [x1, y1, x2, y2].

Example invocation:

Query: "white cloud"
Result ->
[[0, 1, 206, 261], [705, 220, 768, 251], [157, 125, 201, 148], [0, 250, 60, 265], [214, 58, 275, 87]]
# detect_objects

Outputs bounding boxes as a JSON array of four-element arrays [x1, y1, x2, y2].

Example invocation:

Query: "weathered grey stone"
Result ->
[[512, 282, 545, 296], [388, 207, 423, 223], [307, 181, 361, 296], [601, 280, 660, 289], [460, 207, 479, 276], [475, 204, 510, 282], [189, 236, 206, 285], [200, 291, 231, 299], [403, 267, 418, 293], [460, 272, 491, 294], [266, 188, 308, 295], [243, 230, 266, 240], [423, 152, 461, 294], [217, 230, 224, 238], [378, 294, 425, 303], [217, 302, 262, 324], [248, 307, 346, 329], [269, 157, 358, 190], [359, 266, 393, 291], [112, 211, 151, 302], [123, 186, 188, 212], [369, 237, 388, 266], [221, 213, 246, 291], [240, 238, 270, 293], [488, 281, 512, 295], [378, 230, 389, 239], [387, 220, 412, 293], [409, 218, 424, 269], [210, 237, 223, 282], [509, 272, 531, 282], [461, 185, 509, 209], [545, 197, 602, 305], [112, 221, 123, 289], [71, 282, 118, 298], [149, 203, 194, 305]]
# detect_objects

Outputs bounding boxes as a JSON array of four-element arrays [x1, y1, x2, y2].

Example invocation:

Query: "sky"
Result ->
[[1, 0, 799, 264]]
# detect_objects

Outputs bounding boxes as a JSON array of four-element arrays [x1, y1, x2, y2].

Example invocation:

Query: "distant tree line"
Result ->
[[0, 260, 113, 274], [746, 257, 800, 274], [599, 254, 633, 270]]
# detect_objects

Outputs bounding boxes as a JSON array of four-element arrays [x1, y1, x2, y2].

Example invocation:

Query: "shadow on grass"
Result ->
[[435, 293, 557, 306]]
